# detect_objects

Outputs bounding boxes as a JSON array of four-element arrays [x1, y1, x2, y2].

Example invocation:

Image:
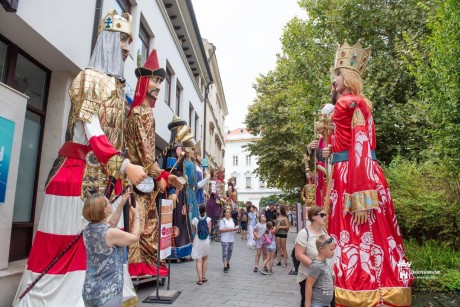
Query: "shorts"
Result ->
[[275, 233, 287, 239], [255, 242, 265, 249], [266, 247, 276, 253], [240, 222, 248, 230]]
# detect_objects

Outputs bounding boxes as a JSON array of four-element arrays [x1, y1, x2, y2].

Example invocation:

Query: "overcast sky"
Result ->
[[192, 0, 306, 131]]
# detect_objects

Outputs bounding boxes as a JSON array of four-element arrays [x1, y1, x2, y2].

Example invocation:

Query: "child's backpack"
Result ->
[[241, 212, 248, 222], [197, 217, 209, 240], [262, 233, 272, 245]]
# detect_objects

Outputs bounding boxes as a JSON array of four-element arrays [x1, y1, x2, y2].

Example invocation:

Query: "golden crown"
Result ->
[[334, 41, 371, 75], [98, 9, 133, 42]]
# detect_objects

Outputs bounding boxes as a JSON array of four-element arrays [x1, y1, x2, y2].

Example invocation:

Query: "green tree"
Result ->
[[245, 0, 434, 191], [405, 0, 460, 170]]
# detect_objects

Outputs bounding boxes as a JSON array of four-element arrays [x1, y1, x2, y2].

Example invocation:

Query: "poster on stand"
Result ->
[[0, 117, 15, 203], [159, 198, 173, 259]]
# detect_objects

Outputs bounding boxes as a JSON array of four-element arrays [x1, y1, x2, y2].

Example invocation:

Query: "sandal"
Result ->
[[196, 280, 203, 285], [202, 278, 208, 283]]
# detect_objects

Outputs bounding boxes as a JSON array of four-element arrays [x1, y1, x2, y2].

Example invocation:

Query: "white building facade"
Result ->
[[225, 129, 281, 208], [202, 39, 227, 172], [0, 0, 214, 304]]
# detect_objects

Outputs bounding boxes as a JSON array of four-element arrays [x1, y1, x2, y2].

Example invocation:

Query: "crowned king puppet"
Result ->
[[14, 10, 142, 306]]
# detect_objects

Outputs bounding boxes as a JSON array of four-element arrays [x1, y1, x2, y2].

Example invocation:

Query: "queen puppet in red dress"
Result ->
[[325, 41, 412, 307]]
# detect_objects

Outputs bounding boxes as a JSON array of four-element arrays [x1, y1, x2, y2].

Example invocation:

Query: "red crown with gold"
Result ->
[[334, 41, 371, 75]]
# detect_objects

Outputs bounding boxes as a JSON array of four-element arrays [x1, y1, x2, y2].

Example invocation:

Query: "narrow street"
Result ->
[[136, 227, 300, 306]]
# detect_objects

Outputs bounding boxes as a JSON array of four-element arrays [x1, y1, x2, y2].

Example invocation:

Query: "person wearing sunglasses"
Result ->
[[305, 235, 335, 307], [294, 206, 333, 307]]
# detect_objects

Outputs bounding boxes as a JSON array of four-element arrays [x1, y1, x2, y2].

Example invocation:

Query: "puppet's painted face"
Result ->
[[335, 69, 346, 94], [119, 33, 131, 62], [147, 76, 163, 101], [176, 146, 183, 157]]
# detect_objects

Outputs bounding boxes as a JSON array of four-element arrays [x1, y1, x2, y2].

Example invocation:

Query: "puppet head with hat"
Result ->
[[128, 49, 166, 116], [182, 137, 196, 159]]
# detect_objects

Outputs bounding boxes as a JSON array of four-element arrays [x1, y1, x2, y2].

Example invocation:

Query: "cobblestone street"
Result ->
[[136, 227, 300, 306]]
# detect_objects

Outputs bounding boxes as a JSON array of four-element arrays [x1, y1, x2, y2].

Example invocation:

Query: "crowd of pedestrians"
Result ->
[[185, 198, 336, 307]]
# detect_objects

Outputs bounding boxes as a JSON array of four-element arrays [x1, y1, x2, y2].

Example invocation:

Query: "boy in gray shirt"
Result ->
[[306, 234, 335, 307]]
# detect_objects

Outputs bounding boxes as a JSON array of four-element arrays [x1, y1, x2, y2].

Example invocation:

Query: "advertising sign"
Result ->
[[0, 117, 15, 203], [159, 198, 173, 259]]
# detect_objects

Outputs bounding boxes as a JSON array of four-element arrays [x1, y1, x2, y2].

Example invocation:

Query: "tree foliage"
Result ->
[[404, 0, 460, 170], [384, 157, 460, 249], [244, 0, 459, 193]]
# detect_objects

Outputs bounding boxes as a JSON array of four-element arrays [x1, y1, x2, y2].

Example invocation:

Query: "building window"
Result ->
[[175, 82, 181, 115], [233, 155, 238, 166], [246, 177, 252, 189], [246, 155, 251, 166], [259, 181, 266, 188], [1, 35, 50, 261], [137, 23, 150, 66], [113, 0, 131, 13], [164, 68, 172, 107]]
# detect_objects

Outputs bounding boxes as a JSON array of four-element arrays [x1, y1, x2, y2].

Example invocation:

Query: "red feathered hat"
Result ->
[[129, 50, 165, 116]]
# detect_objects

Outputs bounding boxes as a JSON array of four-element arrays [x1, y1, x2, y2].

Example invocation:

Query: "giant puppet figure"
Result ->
[[206, 168, 222, 219], [124, 50, 183, 278], [163, 116, 193, 258], [183, 138, 199, 221], [194, 141, 208, 206], [14, 10, 146, 306], [216, 165, 227, 207], [326, 41, 412, 307], [300, 171, 316, 207], [227, 176, 238, 209]]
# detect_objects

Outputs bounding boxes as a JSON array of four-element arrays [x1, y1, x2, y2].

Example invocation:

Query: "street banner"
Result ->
[[159, 198, 173, 259], [0, 116, 15, 203]]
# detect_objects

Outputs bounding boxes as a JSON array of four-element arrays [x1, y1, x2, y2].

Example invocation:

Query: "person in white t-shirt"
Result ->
[[219, 208, 237, 273], [191, 205, 211, 285]]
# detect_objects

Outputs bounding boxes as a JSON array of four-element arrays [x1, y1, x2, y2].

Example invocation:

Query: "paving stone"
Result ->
[[137, 227, 300, 306]]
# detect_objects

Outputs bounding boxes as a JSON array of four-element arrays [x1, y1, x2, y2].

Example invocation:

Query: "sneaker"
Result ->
[[259, 267, 268, 275], [268, 270, 273, 275], [264, 266, 268, 271], [282, 262, 287, 267], [253, 266, 258, 273], [224, 267, 229, 273], [276, 261, 281, 266], [227, 263, 230, 270]]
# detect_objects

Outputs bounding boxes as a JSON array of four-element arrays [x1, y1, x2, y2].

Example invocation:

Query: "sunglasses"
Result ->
[[320, 237, 334, 248], [316, 213, 327, 218]]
